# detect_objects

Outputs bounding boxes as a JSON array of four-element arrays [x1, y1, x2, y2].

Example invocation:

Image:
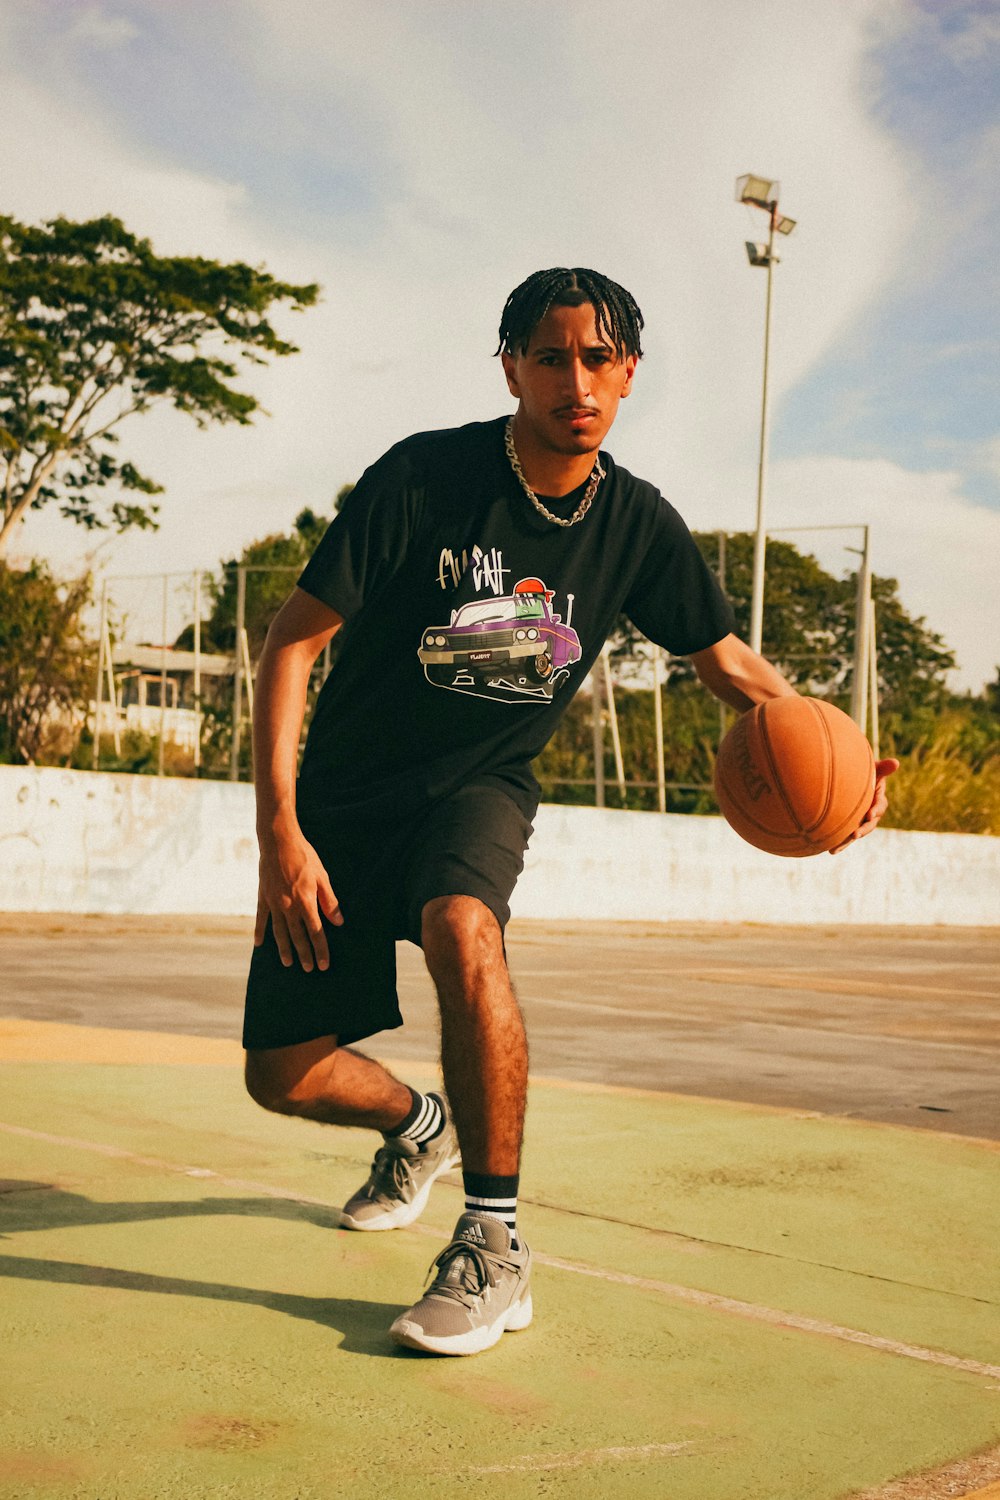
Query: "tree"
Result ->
[[168, 503, 347, 778], [0, 561, 94, 763], [690, 533, 955, 707], [196, 506, 332, 655], [540, 534, 961, 813], [867, 572, 955, 714], [0, 214, 319, 557], [189, 487, 354, 655]]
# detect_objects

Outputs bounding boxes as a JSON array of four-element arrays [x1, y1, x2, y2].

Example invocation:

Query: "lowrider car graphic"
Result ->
[[418, 581, 582, 694]]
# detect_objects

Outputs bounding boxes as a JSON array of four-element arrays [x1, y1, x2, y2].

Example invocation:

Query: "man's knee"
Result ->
[[244, 1036, 339, 1115], [421, 895, 504, 990]]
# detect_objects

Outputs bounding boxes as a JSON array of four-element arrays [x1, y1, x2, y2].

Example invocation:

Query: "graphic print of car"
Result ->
[[418, 583, 581, 688]]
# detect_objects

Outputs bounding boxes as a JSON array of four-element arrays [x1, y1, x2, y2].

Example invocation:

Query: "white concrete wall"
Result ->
[[518, 803, 998, 926], [0, 765, 258, 916], [1, 765, 997, 925]]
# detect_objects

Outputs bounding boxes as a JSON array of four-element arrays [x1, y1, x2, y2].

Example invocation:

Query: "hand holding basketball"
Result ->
[[828, 756, 899, 853], [714, 696, 893, 858]]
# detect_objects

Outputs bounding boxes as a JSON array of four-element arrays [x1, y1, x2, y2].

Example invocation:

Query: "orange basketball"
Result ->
[[713, 697, 875, 857]]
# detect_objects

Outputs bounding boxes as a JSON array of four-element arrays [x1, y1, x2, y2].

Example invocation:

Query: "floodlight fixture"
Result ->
[[775, 215, 796, 236], [745, 242, 770, 267], [736, 173, 779, 209]]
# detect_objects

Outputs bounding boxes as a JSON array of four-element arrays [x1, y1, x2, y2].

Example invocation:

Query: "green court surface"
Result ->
[[2, 1022, 999, 1500]]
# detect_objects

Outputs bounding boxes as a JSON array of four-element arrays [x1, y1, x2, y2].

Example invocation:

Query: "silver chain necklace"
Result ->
[[504, 416, 605, 528]]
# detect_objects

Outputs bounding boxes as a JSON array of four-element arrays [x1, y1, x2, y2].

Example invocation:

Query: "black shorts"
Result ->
[[242, 782, 534, 1052]]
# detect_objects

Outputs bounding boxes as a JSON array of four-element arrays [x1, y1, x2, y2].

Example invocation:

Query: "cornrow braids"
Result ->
[[495, 267, 644, 360]]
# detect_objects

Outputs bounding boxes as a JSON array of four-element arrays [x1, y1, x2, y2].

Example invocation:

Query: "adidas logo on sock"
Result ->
[[460, 1220, 488, 1245]]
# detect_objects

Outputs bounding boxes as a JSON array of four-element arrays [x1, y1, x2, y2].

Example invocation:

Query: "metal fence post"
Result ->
[[230, 565, 246, 781], [591, 663, 605, 809], [653, 646, 666, 813], [602, 645, 626, 802], [716, 530, 729, 743], [850, 525, 871, 732], [93, 581, 107, 770], [158, 574, 168, 776], [868, 595, 880, 760], [193, 569, 202, 772]]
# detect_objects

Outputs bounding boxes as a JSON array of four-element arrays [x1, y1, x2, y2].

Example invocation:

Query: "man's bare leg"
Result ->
[[245, 1034, 460, 1233], [245, 1036, 412, 1131], [388, 894, 532, 1354], [421, 895, 527, 1177]]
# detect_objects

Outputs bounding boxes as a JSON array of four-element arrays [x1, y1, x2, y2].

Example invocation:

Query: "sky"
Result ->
[[2, 0, 998, 691]]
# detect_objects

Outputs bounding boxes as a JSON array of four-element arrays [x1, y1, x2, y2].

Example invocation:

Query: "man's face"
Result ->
[[501, 301, 638, 460]]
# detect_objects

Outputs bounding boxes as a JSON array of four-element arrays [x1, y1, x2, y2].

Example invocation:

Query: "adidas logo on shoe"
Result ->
[[460, 1220, 489, 1246]]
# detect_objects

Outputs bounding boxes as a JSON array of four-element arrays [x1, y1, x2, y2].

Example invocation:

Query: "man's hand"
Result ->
[[255, 822, 343, 970], [829, 758, 900, 854]]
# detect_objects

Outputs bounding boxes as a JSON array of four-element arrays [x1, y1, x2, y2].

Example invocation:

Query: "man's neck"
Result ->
[[508, 413, 598, 497]]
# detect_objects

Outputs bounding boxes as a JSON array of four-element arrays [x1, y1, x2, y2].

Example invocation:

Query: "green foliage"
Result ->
[[0, 213, 319, 554], [868, 574, 956, 715], [168, 502, 348, 778], [0, 560, 94, 763], [881, 712, 1000, 835], [200, 506, 332, 654], [547, 536, 966, 821], [692, 532, 844, 690], [690, 533, 955, 707], [537, 677, 723, 812], [70, 727, 200, 779]]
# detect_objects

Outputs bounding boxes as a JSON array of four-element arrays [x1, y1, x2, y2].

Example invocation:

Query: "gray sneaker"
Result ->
[[340, 1096, 460, 1231], [390, 1211, 533, 1355]]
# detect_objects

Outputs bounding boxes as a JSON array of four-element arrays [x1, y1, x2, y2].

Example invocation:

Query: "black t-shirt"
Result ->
[[297, 416, 734, 819]]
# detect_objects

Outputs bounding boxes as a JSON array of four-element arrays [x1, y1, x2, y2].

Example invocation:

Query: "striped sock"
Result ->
[[463, 1171, 519, 1250], [387, 1089, 444, 1150]]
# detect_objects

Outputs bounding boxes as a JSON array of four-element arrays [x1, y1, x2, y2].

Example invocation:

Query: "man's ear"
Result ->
[[501, 352, 520, 398], [620, 353, 639, 398]]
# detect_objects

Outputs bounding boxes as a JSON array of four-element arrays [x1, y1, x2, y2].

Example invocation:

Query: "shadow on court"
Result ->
[[0, 1180, 339, 1235], [0, 1246, 406, 1358]]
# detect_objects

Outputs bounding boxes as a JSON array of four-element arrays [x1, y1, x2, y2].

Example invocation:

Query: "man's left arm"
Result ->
[[690, 632, 898, 850], [689, 631, 796, 712]]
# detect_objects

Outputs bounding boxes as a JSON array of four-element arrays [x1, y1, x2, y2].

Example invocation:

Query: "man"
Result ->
[[243, 267, 895, 1357]]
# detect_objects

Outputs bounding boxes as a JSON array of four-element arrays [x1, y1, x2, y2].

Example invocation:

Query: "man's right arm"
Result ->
[[253, 586, 344, 972]]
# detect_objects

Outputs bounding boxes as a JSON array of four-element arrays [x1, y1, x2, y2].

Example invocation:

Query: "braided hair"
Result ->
[[495, 267, 644, 360]]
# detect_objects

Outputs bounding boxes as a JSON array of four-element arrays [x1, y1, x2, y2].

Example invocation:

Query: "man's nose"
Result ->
[[566, 359, 590, 400]]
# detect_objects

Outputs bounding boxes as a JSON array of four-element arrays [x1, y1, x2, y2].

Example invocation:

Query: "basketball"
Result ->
[[714, 696, 876, 857]]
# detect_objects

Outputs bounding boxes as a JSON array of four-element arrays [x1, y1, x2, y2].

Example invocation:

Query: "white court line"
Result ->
[[532, 1253, 1000, 1382], [2, 1119, 999, 1384], [460, 1440, 695, 1474]]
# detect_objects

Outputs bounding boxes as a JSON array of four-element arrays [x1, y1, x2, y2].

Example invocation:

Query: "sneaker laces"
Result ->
[[362, 1143, 415, 1202], [423, 1241, 500, 1306]]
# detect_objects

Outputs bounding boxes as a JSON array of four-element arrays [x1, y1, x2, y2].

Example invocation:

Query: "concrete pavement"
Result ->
[[3, 913, 997, 1136], [2, 913, 999, 1497]]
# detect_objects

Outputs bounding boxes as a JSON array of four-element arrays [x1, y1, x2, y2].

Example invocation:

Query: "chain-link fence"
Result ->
[[87, 531, 879, 800]]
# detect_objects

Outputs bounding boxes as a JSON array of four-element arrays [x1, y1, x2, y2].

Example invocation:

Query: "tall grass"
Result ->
[[882, 722, 1000, 836]]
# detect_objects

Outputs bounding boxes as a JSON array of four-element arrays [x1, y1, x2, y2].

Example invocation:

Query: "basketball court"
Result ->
[[2, 914, 999, 1498]]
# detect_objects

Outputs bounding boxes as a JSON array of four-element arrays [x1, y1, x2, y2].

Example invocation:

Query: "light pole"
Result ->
[[735, 174, 796, 654]]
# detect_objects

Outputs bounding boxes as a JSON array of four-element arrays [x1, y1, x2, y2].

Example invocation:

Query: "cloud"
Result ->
[[0, 74, 257, 263], [65, 5, 139, 50], [3, 0, 996, 691], [766, 455, 1000, 692], [928, 6, 1000, 67], [974, 435, 1000, 482]]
